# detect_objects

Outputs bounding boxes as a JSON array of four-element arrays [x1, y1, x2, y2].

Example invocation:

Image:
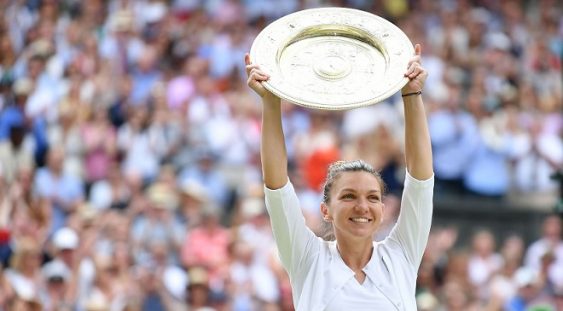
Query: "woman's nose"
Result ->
[[354, 197, 370, 212]]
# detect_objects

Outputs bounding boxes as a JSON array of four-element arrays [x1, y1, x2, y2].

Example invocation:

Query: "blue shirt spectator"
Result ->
[[0, 105, 25, 141], [463, 137, 511, 197], [129, 47, 162, 105], [34, 149, 84, 232], [429, 108, 480, 181], [178, 151, 229, 210]]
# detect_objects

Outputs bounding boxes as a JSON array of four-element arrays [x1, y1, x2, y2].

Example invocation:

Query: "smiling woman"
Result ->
[[320, 161, 385, 242], [246, 43, 434, 310]]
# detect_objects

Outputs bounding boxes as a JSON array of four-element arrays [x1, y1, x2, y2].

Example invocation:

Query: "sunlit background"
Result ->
[[0, 0, 561, 310]]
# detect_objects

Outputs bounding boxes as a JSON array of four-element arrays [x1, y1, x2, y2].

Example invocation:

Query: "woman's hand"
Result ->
[[401, 44, 428, 95], [245, 53, 274, 98]]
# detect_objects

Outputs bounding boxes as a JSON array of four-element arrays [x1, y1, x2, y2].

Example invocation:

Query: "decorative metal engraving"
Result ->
[[250, 8, 414, 110]]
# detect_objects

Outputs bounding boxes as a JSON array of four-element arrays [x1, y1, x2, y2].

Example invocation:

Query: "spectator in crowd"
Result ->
[[129, 46, 162, 106], [293, 110, 340, 193], [463, 109, 514, 197], [176, 179, 209, 231], [181, 206, 231, 302], [80, 255, 119, 311], [99, 9, 144, 75], [226, 240, 279, 311], [525, 214, 563, 294], [166, 55, 198, 111], [47, 95, 83, 179], [510, 104, 563, 199], [131, 182, 183, 266], [88, 161, 132, 211], [81, 107, 117, 189], [117, 106, 160, 183], [41, 259, 73, 311], [467, 229, 504, 299], [3, 237, 43, 305], [504, 267, 551, 311], [0, 124, 33, 184], [185, 266, 215, 311], [236, 195, 275, 266], [0, 78, 33, 141], [147, 100, 184, 164], [34, 149, 84, 232], [0, 163, 47, 264], [428, 84, 480, 195], [486, 234, 526, 306], [178, 148, 230, 210]]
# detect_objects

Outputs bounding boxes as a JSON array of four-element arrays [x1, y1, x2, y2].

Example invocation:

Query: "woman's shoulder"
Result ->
[[374, 239, 406, 259]]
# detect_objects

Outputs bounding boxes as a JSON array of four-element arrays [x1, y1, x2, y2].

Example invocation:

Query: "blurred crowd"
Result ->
[[0, 0, 561, 310]]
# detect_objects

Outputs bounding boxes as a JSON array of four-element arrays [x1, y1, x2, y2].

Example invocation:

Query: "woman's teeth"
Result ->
[[350, 217, 370, 223]]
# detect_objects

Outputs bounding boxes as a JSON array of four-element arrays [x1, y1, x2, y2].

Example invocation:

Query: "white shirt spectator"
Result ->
[[467, 253, 504, 287], [524, 238, 563, 290], [511, 132, 562, 192], [117, 124, 159, 181]]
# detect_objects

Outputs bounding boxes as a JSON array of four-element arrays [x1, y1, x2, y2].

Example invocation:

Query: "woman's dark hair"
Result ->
[[319, 160, 386, 240]]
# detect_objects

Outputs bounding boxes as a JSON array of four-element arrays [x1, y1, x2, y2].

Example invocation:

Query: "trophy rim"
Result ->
[[250, 7, 414, 110]]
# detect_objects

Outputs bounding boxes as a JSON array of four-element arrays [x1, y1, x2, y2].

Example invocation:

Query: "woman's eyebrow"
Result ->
[[339, 188, 380, 194]]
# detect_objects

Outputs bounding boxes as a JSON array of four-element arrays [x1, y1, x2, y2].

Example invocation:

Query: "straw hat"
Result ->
[[146, 182, 179, 210]]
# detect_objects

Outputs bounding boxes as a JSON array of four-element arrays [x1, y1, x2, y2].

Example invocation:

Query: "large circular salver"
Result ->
[[250, 7, 414, 110]]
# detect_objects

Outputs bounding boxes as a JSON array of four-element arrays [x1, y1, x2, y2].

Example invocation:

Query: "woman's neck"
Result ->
[[21, 267, 36, 278], [336, 238, 374, 271]]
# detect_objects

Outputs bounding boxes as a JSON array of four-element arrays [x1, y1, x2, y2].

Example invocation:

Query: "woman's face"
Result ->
[[473, 231, 495, 257], [322, 171, 384, 241]]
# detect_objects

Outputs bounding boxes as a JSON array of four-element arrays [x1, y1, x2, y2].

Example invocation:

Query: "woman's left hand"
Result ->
[[401, 43, 428, 95]]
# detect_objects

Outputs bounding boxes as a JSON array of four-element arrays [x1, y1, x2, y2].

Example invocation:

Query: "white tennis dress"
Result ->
[[264, 172, 434, 311]]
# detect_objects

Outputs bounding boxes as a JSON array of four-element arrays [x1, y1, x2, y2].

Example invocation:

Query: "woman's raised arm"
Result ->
[[245, 54, 288, 189], [401, 44, 433, 180]]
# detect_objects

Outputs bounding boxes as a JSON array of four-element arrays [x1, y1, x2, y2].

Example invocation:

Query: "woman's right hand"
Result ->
[[245, 53, 274, 98]]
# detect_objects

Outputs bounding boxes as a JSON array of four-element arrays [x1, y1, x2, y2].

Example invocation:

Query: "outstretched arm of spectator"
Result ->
[[245, 54, 287, 189]]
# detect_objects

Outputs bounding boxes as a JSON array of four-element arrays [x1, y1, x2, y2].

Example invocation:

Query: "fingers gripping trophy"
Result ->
[[246, 7, 433, 311]]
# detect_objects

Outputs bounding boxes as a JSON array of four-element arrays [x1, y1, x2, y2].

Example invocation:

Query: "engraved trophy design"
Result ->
[[250, 7, 414, 110]]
